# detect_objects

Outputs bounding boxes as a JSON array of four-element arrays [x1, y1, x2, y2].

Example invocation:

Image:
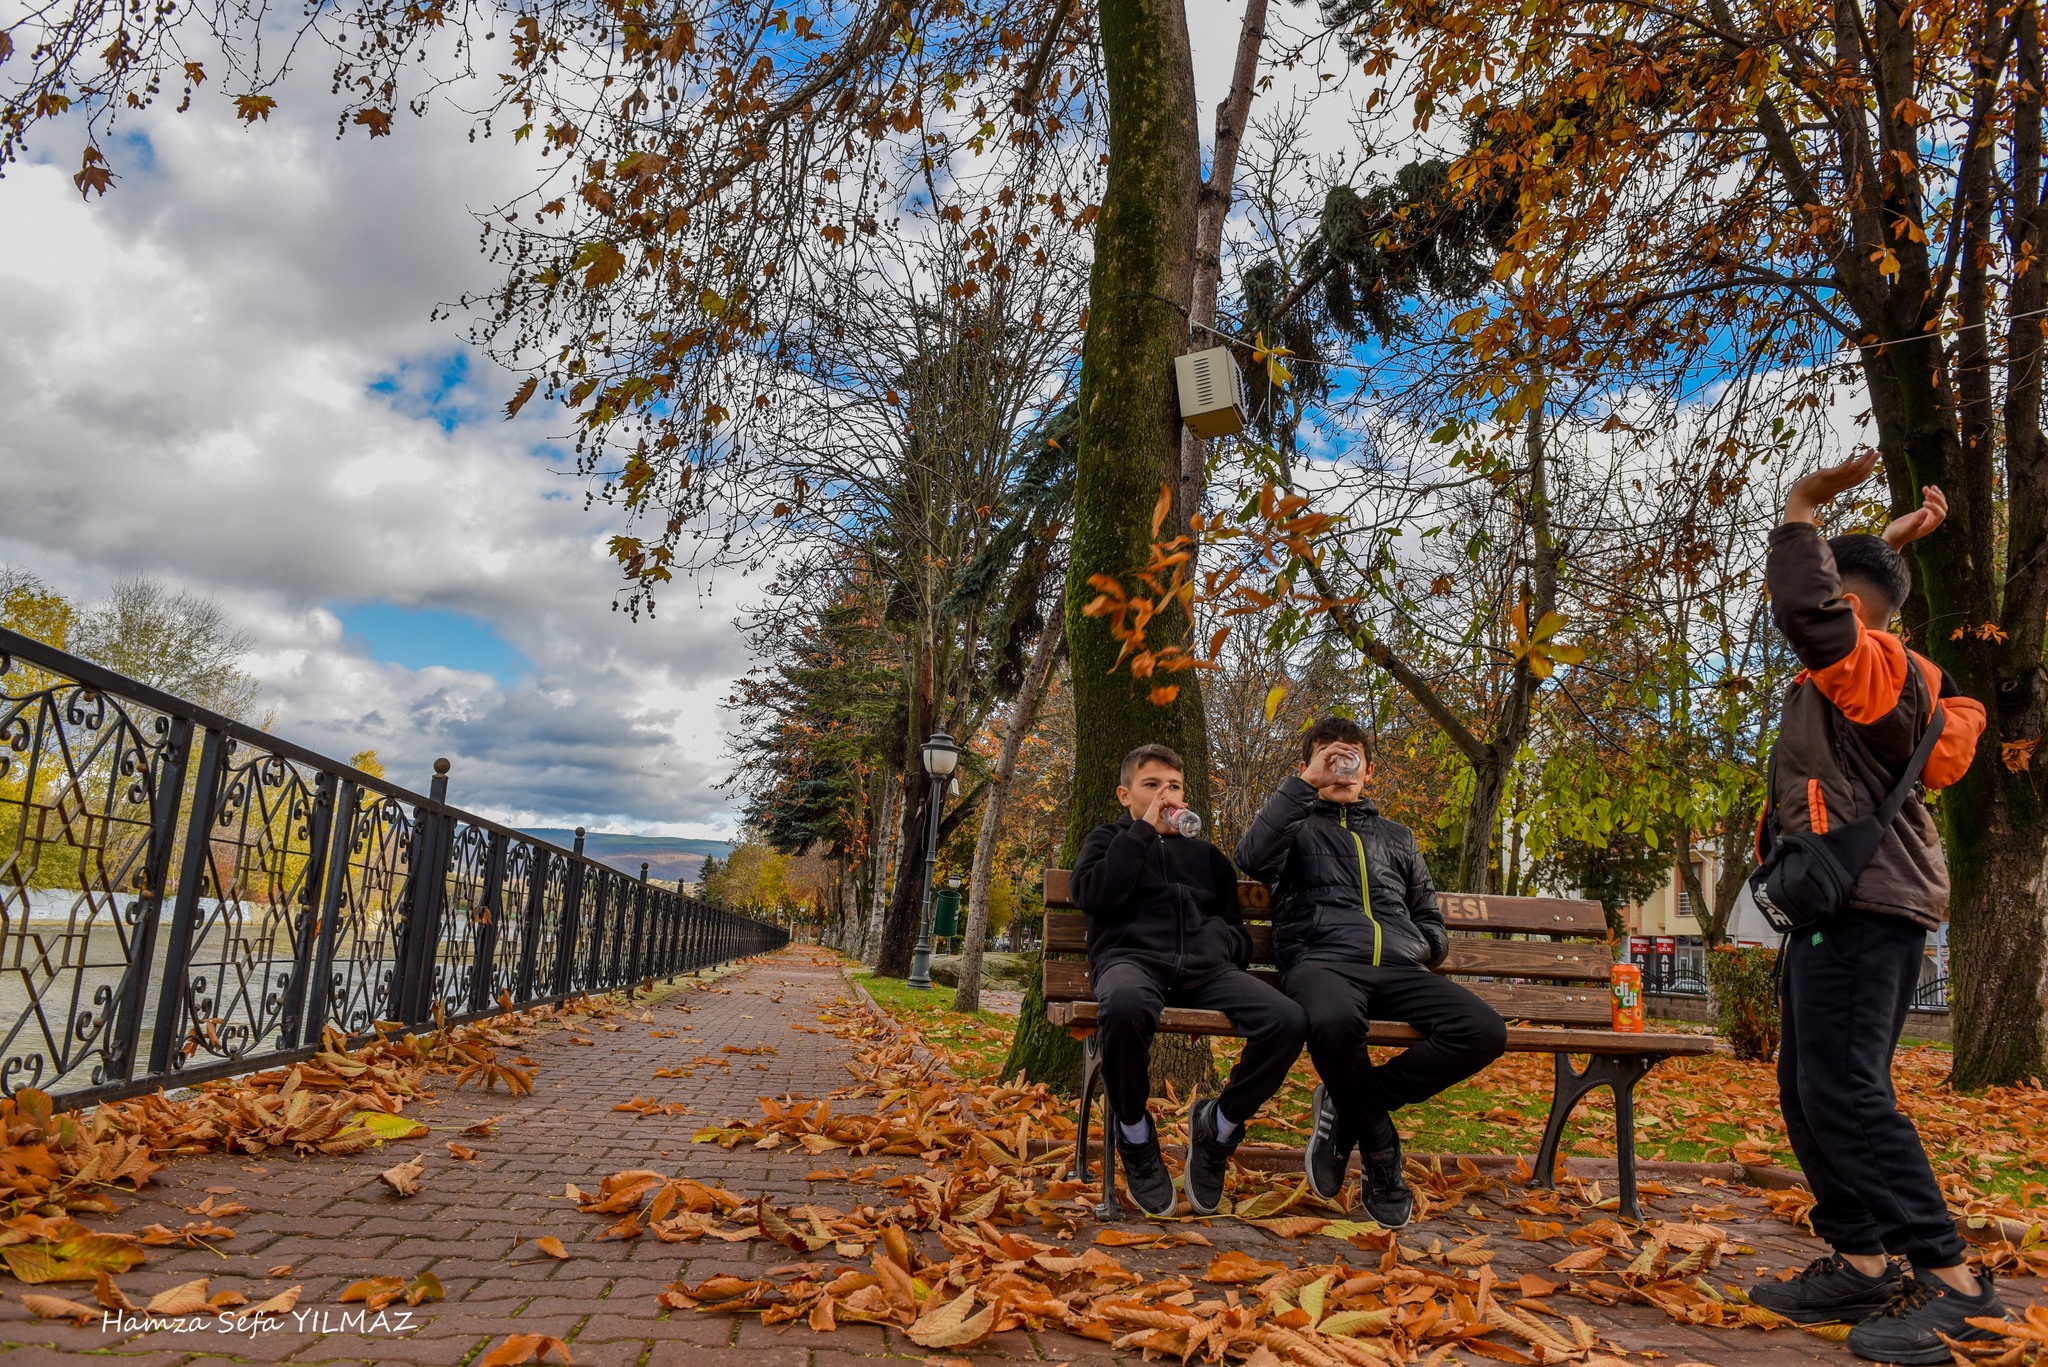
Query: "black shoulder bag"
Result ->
[[1749, 700, 1946, 934]]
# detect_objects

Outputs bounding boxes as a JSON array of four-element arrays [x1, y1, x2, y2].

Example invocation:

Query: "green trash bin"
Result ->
[[933, 887, 961, 944]]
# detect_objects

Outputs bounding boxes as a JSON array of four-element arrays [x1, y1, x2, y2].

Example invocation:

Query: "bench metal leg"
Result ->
[[1076, 1034, 1101, 1183], [1076, 1036, 1125, 1221], [1530, 1051, 1662, 1224]]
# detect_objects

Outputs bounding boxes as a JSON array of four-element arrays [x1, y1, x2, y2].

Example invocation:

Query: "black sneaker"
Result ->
[[1846, 1271, 2007, 1364], [1362, 1133, 1414, 1229], [1185, 1098, 1240, 1216], [1303, 1085, 1355, 1203], [1749, 1254, 1901, 1324], [1113, 1115, 1177, 1217]]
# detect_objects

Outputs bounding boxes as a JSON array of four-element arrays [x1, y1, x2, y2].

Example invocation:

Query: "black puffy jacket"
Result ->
[[1232, 777, 1449, 973], [1071, 817, 1251, 983]]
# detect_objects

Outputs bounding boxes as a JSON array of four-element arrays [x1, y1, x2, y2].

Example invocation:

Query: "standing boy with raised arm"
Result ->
[[1071, 744, 1307, 1218], [1235, 717, 1507, 1227], [1745, 453, 2004, 1363]]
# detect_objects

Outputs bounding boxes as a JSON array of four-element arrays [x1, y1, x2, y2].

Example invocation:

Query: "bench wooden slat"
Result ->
[[1042, 958, 1613, 1027], [1045, 999, 1713, 1055], [1044, 877, 1602, 936], [1043, 911, 1608, 983]]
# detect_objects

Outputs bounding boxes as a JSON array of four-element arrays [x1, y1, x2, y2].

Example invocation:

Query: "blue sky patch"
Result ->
[[368, 349, 486, 431], [336, 602, 529, 681]]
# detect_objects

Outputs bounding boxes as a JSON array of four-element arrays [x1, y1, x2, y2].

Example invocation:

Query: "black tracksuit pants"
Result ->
[[1779, 910, 1965, 1268], [1094, 960, 1307, 1129], [1283, 960, 1508, 1139]]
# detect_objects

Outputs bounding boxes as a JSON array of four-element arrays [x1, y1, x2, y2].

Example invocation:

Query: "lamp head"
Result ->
[[921, 729, 960, 777]]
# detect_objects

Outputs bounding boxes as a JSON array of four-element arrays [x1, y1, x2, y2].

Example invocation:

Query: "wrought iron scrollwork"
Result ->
[[0, 624, 789, 1105]]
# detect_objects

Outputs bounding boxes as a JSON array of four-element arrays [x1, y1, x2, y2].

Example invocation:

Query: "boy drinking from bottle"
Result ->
[[1071, 744, 1307, 1217], [1235, 717, 1506, 1227], [1747, 452, 2001, 1362]]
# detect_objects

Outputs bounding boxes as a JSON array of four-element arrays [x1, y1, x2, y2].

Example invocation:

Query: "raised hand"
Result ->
[[1785, 449, 1881, 524], [1884, 484, 1948, 548]]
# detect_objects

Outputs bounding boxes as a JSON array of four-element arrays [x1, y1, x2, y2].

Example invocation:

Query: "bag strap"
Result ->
[[1873, 667, 1947, 831]]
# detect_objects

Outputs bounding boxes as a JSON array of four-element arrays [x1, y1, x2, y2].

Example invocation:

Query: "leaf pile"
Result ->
[[549, 989, 1947, 1363], [660, 1211, 1794, 1364], [0, 987, 648, 1284]]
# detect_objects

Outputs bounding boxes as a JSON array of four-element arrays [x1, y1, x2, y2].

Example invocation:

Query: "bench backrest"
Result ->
[[1041, 869, 1617, 1028]]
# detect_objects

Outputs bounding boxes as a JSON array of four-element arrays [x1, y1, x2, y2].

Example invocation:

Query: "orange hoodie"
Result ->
[[1764, 523, 1986, 928]]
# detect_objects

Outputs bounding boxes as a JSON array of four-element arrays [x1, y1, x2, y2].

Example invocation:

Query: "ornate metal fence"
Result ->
[[0, 626, 786, 1108]]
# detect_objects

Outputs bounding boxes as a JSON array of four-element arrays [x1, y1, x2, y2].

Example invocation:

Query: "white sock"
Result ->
[[1119, 1116, 1150, 1143], [1214, 1107, 1238, 1143]]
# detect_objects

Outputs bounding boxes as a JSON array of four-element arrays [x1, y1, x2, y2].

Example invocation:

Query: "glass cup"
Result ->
[[1167, 807, 1203, 838], [1331, 750, 1362, 778]]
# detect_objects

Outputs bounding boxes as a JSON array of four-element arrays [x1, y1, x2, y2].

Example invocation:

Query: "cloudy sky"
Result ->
[[0, 0, 1305, 838]]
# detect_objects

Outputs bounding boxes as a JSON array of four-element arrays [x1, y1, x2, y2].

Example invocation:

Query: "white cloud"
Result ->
[[0, 82, 750, 838]]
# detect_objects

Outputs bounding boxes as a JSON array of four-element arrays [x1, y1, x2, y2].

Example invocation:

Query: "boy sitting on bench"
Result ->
[[1235, 717, 1507, 1227], [1071, 744, 1307, 1217]]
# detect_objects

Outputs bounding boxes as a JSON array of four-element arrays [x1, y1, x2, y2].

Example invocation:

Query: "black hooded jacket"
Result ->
[[1232, 777, 1449, 973], [1070, 817, 1250, 982]]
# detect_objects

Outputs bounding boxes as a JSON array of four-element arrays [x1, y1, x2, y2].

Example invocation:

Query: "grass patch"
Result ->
[[839, 958, 2043, 1203]]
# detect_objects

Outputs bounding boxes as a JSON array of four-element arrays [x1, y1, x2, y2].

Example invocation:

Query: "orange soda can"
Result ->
[[1610, 963, 1644, 1033]]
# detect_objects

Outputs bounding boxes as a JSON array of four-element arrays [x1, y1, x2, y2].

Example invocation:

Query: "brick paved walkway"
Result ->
[[2, 949, 2035, 1367]]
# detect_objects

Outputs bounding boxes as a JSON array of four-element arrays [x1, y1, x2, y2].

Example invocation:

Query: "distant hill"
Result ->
[[519, 829, 734, 885]]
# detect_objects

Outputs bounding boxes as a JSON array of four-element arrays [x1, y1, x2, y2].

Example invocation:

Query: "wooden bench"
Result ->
[[1042, 870, 1718, 1224]]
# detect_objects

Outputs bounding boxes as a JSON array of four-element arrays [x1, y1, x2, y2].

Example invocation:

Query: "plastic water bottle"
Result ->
[[1167, 807, 1203, 838]]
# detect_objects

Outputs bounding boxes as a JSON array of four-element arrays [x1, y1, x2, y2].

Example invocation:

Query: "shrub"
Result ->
[[1707, 945, 1782, 1061]]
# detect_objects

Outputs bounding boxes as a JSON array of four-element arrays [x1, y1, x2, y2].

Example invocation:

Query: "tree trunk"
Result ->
[[1447, 394, 1554, 896], [1454, 753, 1510, 895], [1175, 0, 1270, 521], [1945, 3, 2048, 1090], [1062, 0, 1210, 848], [874, 777, 928, 979], [1701, 803, 1757, 947], [957, 614, 1065, 1013], [857, 781, 901, 964], [1002, 968, 1084, 1092], [1005, 0, 1214, 1090]]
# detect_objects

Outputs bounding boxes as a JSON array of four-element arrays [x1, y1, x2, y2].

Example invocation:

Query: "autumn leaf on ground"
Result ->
[[906, 1286, 998, 1348], [463, 1115, 503, 1136], [1, 1224, 145, 1283], [339, 1276, 406, 1310], [479, 1332, 576, 1365], [1202, 1249, 1286, 1283], [446, 1142, 480, 1160], [404, 1271, 444, 1306], [379, 1154, 425, 1197], [145, 1278, 212, 1314], [22, 1292, 100, 1324], [93, 1272, 136, 1309], [248, 1284, 303, 1315], [533, 1236, 569, 1259]]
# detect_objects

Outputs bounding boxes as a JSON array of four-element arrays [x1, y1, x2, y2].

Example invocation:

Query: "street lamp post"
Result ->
[[907, 729, 959, 990]]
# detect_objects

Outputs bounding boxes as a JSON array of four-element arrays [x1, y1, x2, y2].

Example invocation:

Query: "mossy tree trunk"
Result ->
[[1004, 0, 1218, 1099]]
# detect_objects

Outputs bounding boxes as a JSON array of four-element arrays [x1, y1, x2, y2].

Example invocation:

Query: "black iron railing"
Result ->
[[1913, 974, 1952, 1012], [0, 626, 786, 1107]]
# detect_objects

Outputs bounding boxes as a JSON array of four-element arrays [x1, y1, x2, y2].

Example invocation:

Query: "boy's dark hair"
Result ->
[[1301, 716, 1371, 765], [1829, 533, 1911, 613], [1120, 743, 1185, 786]]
